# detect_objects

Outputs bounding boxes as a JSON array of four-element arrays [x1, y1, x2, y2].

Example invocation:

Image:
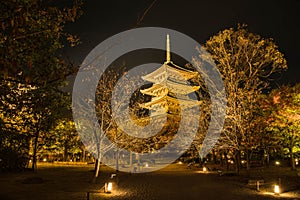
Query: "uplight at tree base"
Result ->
[[274, 185, 280, 195], [105, 182, 113, 193]]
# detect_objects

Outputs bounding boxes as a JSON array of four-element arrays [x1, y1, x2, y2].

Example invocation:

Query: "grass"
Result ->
[[204, 163, 300, 195], [0, 162, 115, 200]]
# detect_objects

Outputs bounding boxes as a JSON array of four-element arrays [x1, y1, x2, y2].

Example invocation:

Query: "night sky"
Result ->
[[64, 0, 300, 84]]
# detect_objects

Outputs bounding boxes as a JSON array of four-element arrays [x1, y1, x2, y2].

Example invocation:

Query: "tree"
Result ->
[[266, 84, 300, 170], [0, 0, 82, 171], [0, 81, 33, 170], [203, 25, 287, 172], [41, 119, 82, 162], [0, 0, 81, 83], [73, 65, 140, 181]]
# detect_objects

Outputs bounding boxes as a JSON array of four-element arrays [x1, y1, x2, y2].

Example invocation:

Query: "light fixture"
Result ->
[[203, 167, 207, 172], [105, 182, 113, 193], [145, 163, 149, 167], [274, 185, 280, 195], [275, 161, 280, 166], [178, 161, 183, 164]]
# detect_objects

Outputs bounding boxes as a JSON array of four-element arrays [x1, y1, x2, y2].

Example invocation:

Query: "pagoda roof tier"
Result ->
[[142, 61, 198, 83], [140, 78, 200, 96], [136, 113, 182, 128], [141, 93, 201, 109]]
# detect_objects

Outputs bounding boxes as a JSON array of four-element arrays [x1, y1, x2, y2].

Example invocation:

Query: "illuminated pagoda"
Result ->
[[140, 34, 201, 120]]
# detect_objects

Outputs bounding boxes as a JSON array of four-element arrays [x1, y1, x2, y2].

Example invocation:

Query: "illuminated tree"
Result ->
[[73, 65, 140, 181], [0, 0, 82, 170], [0, 82, 33, 170], [42, 119, 82, 161], [203, 25, 287, 171], [266, 84, 300, 170]]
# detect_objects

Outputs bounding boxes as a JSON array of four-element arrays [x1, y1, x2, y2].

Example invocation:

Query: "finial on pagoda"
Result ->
[[166, 34, 171, 63]]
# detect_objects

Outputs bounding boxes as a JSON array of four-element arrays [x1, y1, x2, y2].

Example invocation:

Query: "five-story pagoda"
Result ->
[[140, 34, 201, 121]]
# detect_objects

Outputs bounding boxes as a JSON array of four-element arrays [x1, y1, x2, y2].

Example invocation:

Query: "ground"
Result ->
[[0, 163, 299, 200]]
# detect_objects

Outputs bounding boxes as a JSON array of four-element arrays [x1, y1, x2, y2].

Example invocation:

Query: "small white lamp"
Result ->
[[274, 185, 280, 195], [105, 182, 113, 193]]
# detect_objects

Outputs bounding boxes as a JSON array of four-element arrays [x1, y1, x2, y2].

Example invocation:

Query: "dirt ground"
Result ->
[[0, 163, 299, 200]]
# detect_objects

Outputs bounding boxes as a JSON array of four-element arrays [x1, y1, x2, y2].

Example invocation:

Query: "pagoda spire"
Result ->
[[166, 34, 171, 63]]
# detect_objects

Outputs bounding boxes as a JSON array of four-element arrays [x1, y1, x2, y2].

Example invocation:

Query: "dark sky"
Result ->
[[64, 0, 300, 84]]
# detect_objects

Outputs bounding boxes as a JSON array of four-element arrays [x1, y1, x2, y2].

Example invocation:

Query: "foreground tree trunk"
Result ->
[[31, 127, 40, 171], [92, 158, 101, 183]]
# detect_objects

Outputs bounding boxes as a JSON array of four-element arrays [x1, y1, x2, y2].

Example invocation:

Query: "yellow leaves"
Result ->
[[66, 34, 80, 47], [273, 95, 280, 104]]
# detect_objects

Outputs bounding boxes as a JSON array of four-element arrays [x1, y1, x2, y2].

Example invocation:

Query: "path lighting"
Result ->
[[104, 174, 117, 194], [105, 182, 113, 193], [275, 161, 280, 166], [178, 161, 183, 164], [203, 167, 207, 172], [145, 163, 149, 168], [274, 185, 280, 195]]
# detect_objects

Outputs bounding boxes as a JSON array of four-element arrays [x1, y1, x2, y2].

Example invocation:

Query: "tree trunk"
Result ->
[[129, 151, 133, 172], [220, 150, 224, 167], [235, 150, 241, 173], [63, 146, 68, 162], [246, 149, 251, 171], [31, 131, 39, 171], [212, 149, 217, 164], [92, 158, 101, 183], [224, 151, 229, 171], [116, 149, 119, 172], [199, 157, 204, 168], [82, 148, 86, 162], [289, 147, 296, 170]]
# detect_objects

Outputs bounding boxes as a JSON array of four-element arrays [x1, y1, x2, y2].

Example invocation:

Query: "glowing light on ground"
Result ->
[[105, 182, 113, 193], [274, 185, 280, 194]]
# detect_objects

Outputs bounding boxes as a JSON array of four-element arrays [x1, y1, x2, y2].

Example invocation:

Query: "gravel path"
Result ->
[[1, 164, 299, 200], [92, 170, 300, 200]]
